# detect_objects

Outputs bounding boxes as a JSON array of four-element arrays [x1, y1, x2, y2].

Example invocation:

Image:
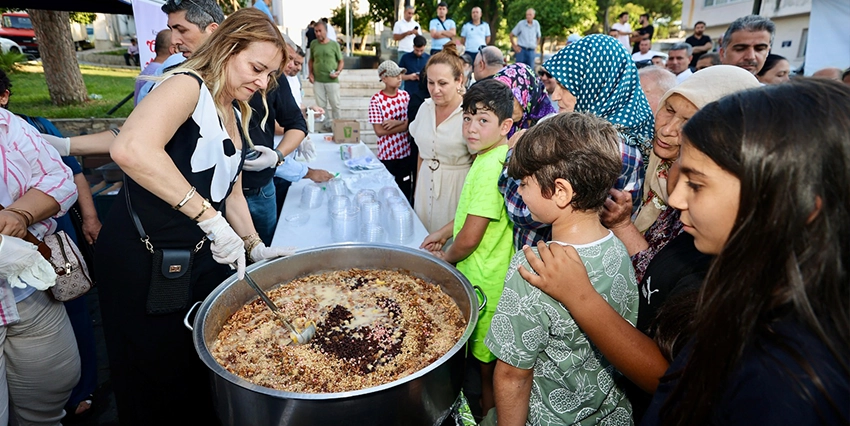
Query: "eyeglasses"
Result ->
[[538, 70, 551, 79]]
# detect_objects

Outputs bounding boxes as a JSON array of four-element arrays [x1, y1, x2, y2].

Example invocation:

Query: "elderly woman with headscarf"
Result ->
[[514, 65, 762, 422], [499, 34, 654, 250], [491, 63, 556, 138]]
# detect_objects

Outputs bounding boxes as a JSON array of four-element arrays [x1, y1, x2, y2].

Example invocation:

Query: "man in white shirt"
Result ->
[[632, 38, 661, 62], [666, 43, 694, 83], [392, 6, 421, 56], [611, 12, 632, 51], [460, 7, 490, 61]]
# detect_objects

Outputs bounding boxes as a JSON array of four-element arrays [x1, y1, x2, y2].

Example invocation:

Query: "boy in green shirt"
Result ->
[[420, 79, 516, 415], [484, 113, 639, 425]]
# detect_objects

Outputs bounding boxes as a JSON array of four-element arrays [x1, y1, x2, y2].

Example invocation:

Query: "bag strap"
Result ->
[[0, 203, 52, 259], [123, 176, 205, 253], [123, 176, 154, 253]]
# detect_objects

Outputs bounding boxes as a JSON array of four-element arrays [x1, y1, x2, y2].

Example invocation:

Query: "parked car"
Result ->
[[0, 12, 38, 57], [0, 37, 23, 55]]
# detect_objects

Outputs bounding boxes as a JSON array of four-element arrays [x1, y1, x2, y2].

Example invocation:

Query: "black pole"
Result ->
[[107, 92, 134, 115], [752, 0, 762, 15]]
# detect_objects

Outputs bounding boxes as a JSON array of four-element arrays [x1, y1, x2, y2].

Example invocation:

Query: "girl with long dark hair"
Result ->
[[643, 78, 850, 424]]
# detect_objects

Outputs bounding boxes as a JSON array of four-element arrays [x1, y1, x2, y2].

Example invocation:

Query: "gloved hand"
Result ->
[[197, 212, 246, 279], [295, 137, 316, 162], [0, 235, 57, 290], [242, 145, 279, 172], [250, 244, 296, 262], [40, 134, 71, 156]]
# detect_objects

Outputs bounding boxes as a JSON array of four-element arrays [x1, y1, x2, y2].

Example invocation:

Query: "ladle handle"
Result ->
[[243, 271, 282, 314], [242, 271, 301, 336]]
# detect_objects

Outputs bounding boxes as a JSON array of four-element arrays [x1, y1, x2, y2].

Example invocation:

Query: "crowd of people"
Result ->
[[0, 0, 846, 425]]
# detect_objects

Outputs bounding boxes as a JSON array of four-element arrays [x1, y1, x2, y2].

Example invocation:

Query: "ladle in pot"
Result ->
[[242, 271, 316, 345]]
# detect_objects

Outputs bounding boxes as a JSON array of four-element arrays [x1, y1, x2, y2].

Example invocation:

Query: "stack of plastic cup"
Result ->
[[327, 177, 347, 197], [378, 186, 399, 204], [360, 200, 382, 225], [300, 183, 323, 209], [327, 195, 350, 224], [359, 223, 385, 243], [387, 202, 414, 244], [331, 206, 359, 242], [355, 189, 377, 206]]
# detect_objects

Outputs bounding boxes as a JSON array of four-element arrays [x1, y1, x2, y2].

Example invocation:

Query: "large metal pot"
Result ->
[[187, 244, 480, 426]]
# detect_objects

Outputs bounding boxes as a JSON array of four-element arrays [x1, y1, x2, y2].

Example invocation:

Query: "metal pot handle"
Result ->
[[183, 301, 202, 331], [473, 285, 487, 312]]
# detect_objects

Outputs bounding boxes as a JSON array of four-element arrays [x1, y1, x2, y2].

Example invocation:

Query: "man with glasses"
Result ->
[[137, 0, 225, 103], [473, 45, 505, 82], [537, 68, 559, 112], [460, 7, 490, 64], [510, 8, 541, 67]]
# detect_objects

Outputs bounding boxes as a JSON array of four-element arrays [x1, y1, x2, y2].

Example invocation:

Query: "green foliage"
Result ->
[[368, 0, 397, 26], [9, 64, 137, 118], [330, 0, 372, 38], [216, 0, 248, 15], [0, 51, 26, 73], [506, 0, 597, 40], [69, 12, 96, 24]]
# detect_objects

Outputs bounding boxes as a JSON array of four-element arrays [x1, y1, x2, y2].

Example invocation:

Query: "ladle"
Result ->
[[242, 271, 316, 345]]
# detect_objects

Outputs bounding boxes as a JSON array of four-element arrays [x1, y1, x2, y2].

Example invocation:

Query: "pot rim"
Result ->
[[192, 243, 479, 400]]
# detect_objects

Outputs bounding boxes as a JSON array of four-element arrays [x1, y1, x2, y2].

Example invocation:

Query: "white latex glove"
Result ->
[[295, 137, 316, 162], [0, 235, 57, 290], [250, 244, 296, 262], [197, 212, 246, 279], [242, 145, 278, 172], [40, 134, 71, 156]]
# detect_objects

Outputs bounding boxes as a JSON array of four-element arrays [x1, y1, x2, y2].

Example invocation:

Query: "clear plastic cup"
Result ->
[[300, 183, 323, 209]]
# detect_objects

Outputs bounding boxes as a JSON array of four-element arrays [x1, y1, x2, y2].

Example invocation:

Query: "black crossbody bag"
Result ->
[[124, 177, 204, 315]]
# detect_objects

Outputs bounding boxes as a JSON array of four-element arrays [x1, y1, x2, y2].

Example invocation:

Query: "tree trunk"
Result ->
[[28, 9, 88, 106]]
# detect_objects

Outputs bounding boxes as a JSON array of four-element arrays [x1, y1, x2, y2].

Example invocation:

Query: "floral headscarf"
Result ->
[[542, 34, 654, 154], [493, 63, 556, 137]]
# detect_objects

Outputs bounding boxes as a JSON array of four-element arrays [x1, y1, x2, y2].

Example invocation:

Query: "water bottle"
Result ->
[[306, 108, 316, 134]]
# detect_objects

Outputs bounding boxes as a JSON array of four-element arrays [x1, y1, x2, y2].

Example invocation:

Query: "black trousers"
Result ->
[[381, 155, 416, 203]]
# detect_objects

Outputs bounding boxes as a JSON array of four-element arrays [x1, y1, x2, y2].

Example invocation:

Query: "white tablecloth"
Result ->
[[271, 133, 429, 250]]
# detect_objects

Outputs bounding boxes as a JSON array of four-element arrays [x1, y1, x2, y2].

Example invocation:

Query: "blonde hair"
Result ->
[[168, 8, 286, 146]]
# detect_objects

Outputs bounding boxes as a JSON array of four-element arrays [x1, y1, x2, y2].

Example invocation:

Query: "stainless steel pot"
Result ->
[[186, 244, 480, 426]]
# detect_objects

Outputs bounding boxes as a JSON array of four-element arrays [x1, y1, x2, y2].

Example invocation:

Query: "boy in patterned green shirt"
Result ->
[[421, 79, 516, 415], [484, 113, 639, 426]]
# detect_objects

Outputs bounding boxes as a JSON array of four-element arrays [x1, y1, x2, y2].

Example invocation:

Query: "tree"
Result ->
[[505, 0, 597, 49], [216, 0, 247, 15], [331, 0, 373, 50], [368, 0, 397, 26], [28, 9, 87, 106]]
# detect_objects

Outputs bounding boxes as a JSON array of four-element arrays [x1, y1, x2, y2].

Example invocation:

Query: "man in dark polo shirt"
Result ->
[[241, 66, 308, 245]]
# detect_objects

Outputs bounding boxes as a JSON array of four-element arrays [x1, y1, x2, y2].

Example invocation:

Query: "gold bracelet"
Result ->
[[5, 208, 33, 227], [240, 232, 260, 243], [244, 236, 263, 262], [191, 199, 212, 222], [173, 186, 196, 210]]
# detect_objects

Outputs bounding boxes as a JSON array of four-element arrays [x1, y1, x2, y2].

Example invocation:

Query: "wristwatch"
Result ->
[[275, 149, 285, 167]]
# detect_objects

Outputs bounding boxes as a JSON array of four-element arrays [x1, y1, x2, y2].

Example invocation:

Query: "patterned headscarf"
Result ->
[[493, 63, 556, 138], [542, 34, 654, 153]]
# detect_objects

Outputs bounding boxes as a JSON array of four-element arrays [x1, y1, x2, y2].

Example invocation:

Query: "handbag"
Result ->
[[124, 177, 203, 315], [44, 230, 93, 302]]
